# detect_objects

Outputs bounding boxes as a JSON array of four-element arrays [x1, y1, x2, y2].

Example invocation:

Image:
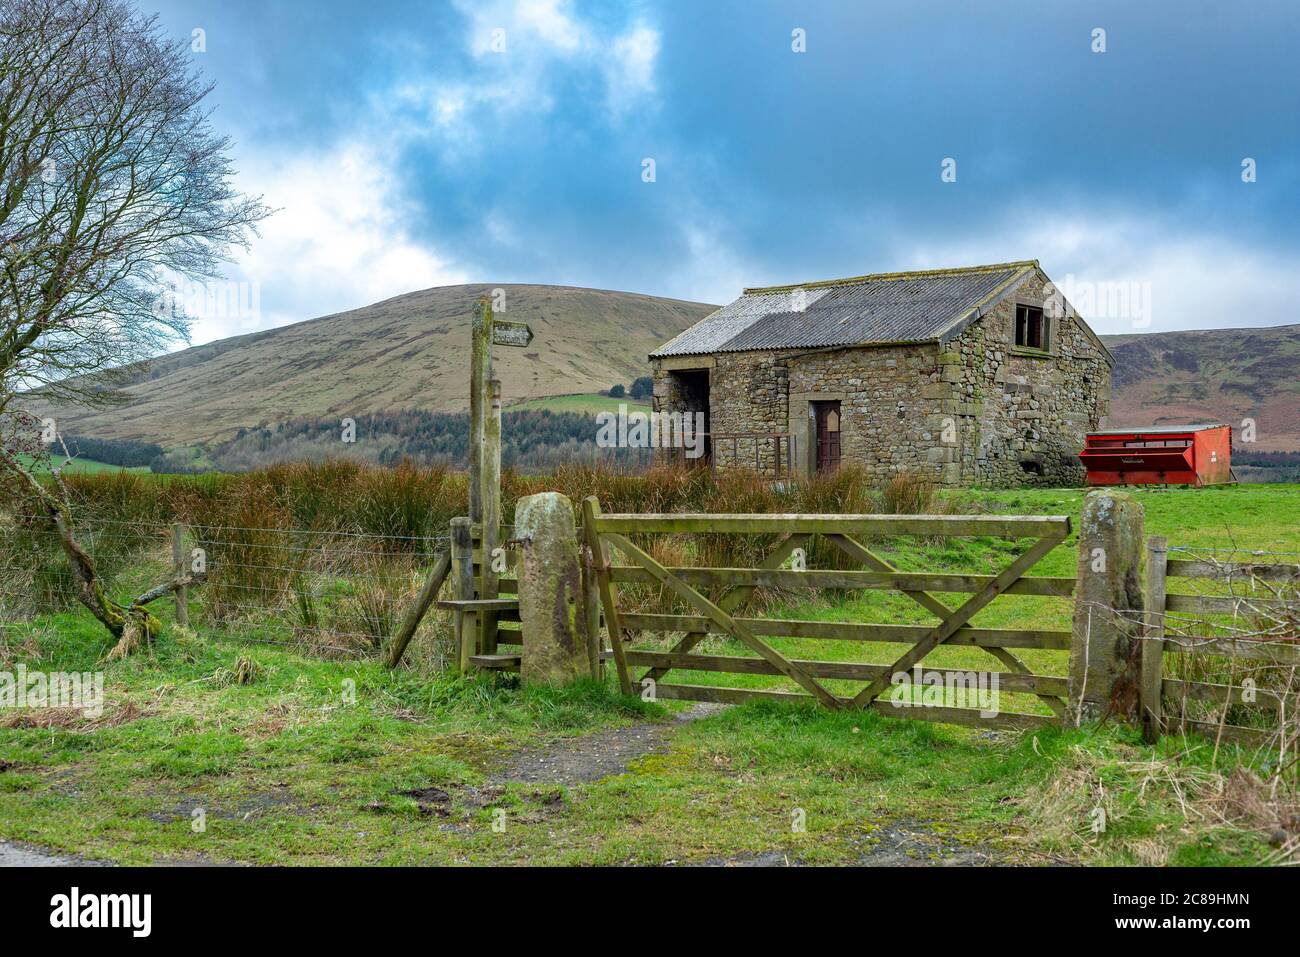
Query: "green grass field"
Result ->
[[17, 453, 150, 475], [0, 483, 1295, 865]]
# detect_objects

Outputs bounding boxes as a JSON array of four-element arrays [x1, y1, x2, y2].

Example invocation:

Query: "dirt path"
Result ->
[[693, 823, 1002, 867], [488, 702, 719, 786], [0, 840, 108, 867], [5, 703, 1004, 867], [485, 703, 1005, 866]]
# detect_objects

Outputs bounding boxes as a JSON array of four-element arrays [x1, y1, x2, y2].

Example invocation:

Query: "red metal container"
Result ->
[[1079, 423, 1233, 487]]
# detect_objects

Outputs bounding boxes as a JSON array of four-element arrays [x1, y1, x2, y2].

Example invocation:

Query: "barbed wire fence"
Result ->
[[0, 514, 459, 669], [4, 514, 1297, 699], [1162, 546, 1297, 760], [1074, 545, 1300, 760], [1068, 544, 1300, 864]]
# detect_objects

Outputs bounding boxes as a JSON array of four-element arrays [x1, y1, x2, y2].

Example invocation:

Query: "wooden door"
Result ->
[[814, 401, 841, 472]]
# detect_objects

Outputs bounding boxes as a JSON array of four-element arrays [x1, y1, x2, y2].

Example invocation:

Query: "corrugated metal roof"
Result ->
[[651, 262, 1035, 357]]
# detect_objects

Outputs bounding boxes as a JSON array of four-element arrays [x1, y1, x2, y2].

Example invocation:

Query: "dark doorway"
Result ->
[[668, 369, 710, 464], [813, 400, 841, 472]]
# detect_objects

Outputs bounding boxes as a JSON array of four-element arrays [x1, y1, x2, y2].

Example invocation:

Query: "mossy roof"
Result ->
[[651, 261, 1038, 357]]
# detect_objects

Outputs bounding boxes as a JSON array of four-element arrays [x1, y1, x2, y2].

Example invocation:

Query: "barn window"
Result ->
[[1014, 305, 1048, 351]]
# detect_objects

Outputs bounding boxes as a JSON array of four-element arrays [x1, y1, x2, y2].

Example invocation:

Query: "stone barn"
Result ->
[[649, 261, 1113, 486]]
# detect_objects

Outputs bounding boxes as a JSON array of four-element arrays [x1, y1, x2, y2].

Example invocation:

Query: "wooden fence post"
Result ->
[[451, 517, 476, 673], [581, 496, 633, 695], [172, 522, 189, 628], [1067, 490, 1146, 727], [1140, 535, 1168, 743], [469, 296, 493, 526], [384, 549, 452, 669], [480, 378, 502, 655]]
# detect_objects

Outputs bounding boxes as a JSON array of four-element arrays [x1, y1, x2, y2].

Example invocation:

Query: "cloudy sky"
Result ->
[[147, 0, 1300, 344]]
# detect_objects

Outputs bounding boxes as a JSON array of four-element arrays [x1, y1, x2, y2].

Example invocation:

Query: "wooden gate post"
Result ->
[[172, 522, 189, 628], [1067, 490, 1146, 727], [581, 541, 604, 678], [1139, 535, 1168, 743], [514, 492, 591, 686]]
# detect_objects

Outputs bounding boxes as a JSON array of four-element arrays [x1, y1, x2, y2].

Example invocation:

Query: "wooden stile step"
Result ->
[[436, 598, 520, 612], [470, 650, 613, 670], [469, 653, 524, 669]]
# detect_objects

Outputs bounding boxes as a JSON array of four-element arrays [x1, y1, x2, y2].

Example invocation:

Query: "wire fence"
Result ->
[[0, 514, 458, 669], [4, 512, 1298, 725], [1144, 544, 1298, 750]]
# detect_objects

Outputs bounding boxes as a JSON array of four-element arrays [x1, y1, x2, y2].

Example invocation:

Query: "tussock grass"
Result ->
[[1018, 728, 1295, 865], [41, 459, 946, 541], [4, 460, 968, 627]]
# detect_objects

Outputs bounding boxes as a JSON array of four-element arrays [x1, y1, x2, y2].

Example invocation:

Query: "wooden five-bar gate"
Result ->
[[580, 498, 1075, 729]]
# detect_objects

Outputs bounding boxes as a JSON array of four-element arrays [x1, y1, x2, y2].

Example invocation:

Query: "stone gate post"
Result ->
[[1067, 489, 1146, 726], [514, 491, 592, 686]]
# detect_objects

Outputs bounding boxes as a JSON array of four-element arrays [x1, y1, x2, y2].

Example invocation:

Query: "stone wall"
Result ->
[[953, 268, 1112, 486], [786, 343, 955, 482], [709, 350, 792, 471]]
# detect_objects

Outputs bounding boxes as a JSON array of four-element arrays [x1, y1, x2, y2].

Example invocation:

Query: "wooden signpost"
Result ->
[[469, 295, 533, 657], [386, 297, 533, 669]]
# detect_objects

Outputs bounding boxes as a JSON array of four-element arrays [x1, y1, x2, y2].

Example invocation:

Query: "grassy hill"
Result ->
[[1100, 323, 1300, 452], [28, 284, 713, 446]]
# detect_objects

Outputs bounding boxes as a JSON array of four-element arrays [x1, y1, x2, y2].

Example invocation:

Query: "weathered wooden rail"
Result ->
[[400, 491, 1295, 751], [1140, 536, 1300, 746]]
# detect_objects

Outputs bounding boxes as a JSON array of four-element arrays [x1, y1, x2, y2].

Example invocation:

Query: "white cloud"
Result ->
[[605, 22, 660, 116], [189, 141, 467, 345], [180, 0, 665, 349], [903, 208, 1300, 335], [664, 219, 756, 307], [511, 0, 584, 54], [396, 0, 660, 151]]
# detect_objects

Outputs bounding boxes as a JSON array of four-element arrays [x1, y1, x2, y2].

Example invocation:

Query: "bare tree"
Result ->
[[2, 410, 205, 658], [0, 0, 270, 655]]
